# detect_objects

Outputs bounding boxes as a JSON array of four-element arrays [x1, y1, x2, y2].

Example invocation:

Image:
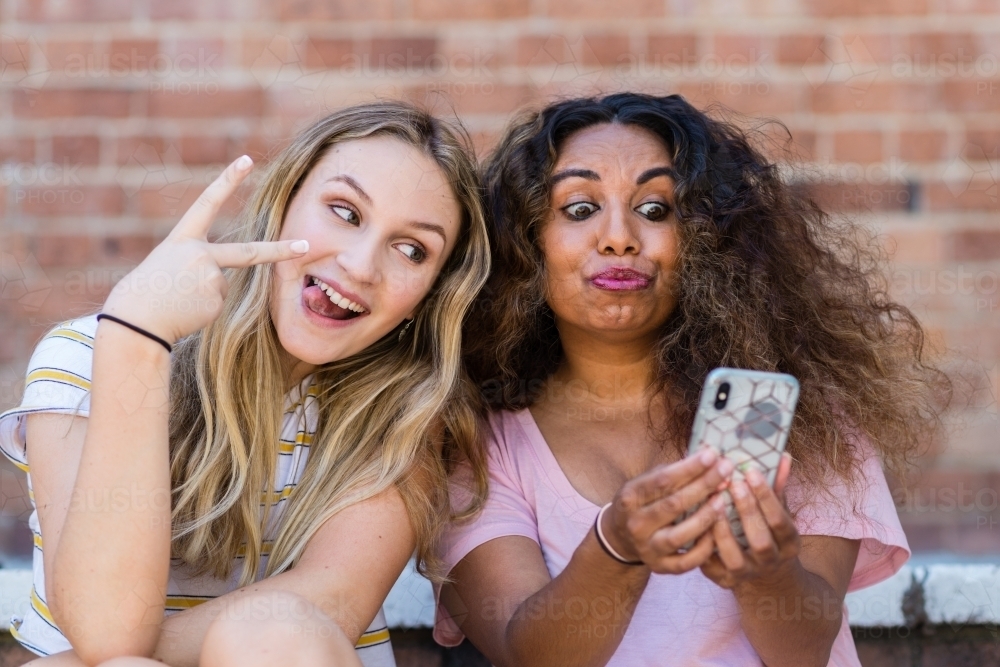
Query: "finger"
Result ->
[[649, 497, 722, 554], [174, 156, 254, 239], [639, 457, 734, 525], [712, 507, 746, 571], [773, 452, 792, 501], [730, 480, 778, 563], [745, 467, 796, 544], [624, 448, 720, 509], [210, 240, 310, 269], [652, 528, 715, 574]]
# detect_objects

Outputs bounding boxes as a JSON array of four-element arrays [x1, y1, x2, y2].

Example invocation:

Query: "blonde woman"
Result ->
[[0, 102, 489, 667]]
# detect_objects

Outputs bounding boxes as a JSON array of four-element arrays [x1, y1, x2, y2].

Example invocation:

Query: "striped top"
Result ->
[[0, 315, 395, 665]]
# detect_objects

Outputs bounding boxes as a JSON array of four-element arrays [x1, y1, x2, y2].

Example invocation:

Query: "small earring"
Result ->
[[398, 319, 413, 342]]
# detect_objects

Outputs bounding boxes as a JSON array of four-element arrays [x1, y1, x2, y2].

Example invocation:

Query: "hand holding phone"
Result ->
[[680, 368, 799, 549]]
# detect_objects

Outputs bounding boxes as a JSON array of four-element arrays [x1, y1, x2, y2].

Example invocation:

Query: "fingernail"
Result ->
[[699, 448, 717, 465], [710, 495, 725, 512], [289, 240, 309, 254], [717, 459, 734, 476], [236, 155, 253, 170], [731, 482, 748, 499], [746, 468, 764, 487]]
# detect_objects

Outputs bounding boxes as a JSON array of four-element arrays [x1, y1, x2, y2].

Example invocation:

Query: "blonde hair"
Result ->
[[167, 102, 490, 586]]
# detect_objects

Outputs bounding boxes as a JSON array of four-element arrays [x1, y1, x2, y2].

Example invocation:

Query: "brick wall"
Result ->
[[0, 0, 998, 563]]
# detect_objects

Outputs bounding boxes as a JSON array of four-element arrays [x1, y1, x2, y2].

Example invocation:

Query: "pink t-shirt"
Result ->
[[433, 409, 909, 666]]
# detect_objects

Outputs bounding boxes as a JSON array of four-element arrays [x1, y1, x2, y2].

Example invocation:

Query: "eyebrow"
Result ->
[[636, 166, 679, 184], [410, 221, 448, 245], [550, 166, 678, 186], [550, 168, 600, 185], [325, 175, 372, 206]]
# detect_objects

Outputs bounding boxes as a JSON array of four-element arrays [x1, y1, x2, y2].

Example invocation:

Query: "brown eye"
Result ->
[[636, 201, 670, 221], [562, 202, 598, 220]]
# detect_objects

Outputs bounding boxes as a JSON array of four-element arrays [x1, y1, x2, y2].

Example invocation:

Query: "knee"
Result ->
[[200, 590, 359, 667]]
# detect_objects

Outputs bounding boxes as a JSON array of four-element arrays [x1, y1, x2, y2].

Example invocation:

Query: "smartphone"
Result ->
[[680, 367, 800, 549]]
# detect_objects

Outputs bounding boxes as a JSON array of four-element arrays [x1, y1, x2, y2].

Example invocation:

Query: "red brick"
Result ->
[[97, 235, 158, 262], [802, 181, 912, 213], [809, 81, 935, 114], [365, 38, 439, 69], [16, 0, 134, 21], [413, 0, 529, 20], [802, 0, 928, 16], [51, 135, 101, 165], [44, 39, 105, 73], [136, 186, 202, 218], [581, 34, 631, 68], [834, 130, 883, 163], [926, 183, 1000, 212], [941, 80, 1000, 112], [413, 83, 533, 115], [28, 235, 94, 267], [169, 39, 226, 73], [109, 39, 160, 65], [16, 186, 125, 217], [149, 0, 241, 20], [0, 137, 36, 163], [148, 89, 264, 118], [965, 129, 1000, 153], [547, 0, 663, 18], [116, 136, 168, 164], [179, 136, 230, 164], [904, 32, 982, 63], [777, 34, 825, 65], [897, 130, 947, 161], [948, 231, 1000, 260], [12, 89, 133, 118], [305, 38, 353, 69], [276, 0, 394, 20]]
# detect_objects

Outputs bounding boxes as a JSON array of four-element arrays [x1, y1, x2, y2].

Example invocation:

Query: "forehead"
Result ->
[[555, 123, 672, 170], [309, 134, 456, 200]]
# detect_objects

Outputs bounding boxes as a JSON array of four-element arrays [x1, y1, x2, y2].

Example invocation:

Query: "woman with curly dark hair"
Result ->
[[431, 93, 948, 667]]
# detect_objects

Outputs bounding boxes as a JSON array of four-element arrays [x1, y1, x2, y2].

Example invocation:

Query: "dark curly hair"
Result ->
[[466, 92, 950, 498]]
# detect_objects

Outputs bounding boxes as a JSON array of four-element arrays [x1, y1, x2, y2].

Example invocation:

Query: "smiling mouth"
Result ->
[[302, 276, 366, 320]]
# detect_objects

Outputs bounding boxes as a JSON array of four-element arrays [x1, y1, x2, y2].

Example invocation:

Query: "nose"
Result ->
[[335, 230, 380, 286], [596, 202, 640, 256]]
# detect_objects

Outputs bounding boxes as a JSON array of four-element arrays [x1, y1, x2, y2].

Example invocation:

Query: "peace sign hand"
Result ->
[[102, 156, 309, 346]]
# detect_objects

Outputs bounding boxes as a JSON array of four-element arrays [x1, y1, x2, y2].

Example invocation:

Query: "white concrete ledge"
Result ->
[[4, 560, 999, 632]]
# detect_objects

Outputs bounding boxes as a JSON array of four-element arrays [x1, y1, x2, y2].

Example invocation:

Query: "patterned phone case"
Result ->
[[681, 368, 800, 549]]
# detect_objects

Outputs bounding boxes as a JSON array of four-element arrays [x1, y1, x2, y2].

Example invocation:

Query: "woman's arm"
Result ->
[[149, 483, 416, 667], [35, 157, 306, 666], [700, 460, 861, 667], [35, 328, 173, 665], [440, 451, 732, 667]]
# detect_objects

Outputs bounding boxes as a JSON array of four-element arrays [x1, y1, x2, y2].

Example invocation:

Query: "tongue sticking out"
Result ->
[[303, 284, 359, 320]]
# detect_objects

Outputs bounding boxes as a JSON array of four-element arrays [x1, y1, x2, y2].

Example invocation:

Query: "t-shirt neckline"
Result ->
[[514, 407, 602, 510]]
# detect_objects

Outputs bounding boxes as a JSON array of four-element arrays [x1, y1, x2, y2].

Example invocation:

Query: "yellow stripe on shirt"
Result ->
[[47, 328, 94, 348], [356, 627, 390, 648], [25, 368, 91, 392], [30, 587, 56, 626], [165, 596, 214, 611]]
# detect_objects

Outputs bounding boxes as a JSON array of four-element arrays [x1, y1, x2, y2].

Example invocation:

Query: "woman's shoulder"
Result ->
[[23, 315, 99, 394], [0, 315, 98, 468]]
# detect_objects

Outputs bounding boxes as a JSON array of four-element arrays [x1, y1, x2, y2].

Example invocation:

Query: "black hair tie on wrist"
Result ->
[[96, 314, 173, 353]]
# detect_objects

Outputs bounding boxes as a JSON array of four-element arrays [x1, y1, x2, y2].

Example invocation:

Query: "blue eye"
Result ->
[[562, 202, 598, 220], [636, 201, 670, 221], [331, 205, 359, 224], [396, 243, 426, 263]]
